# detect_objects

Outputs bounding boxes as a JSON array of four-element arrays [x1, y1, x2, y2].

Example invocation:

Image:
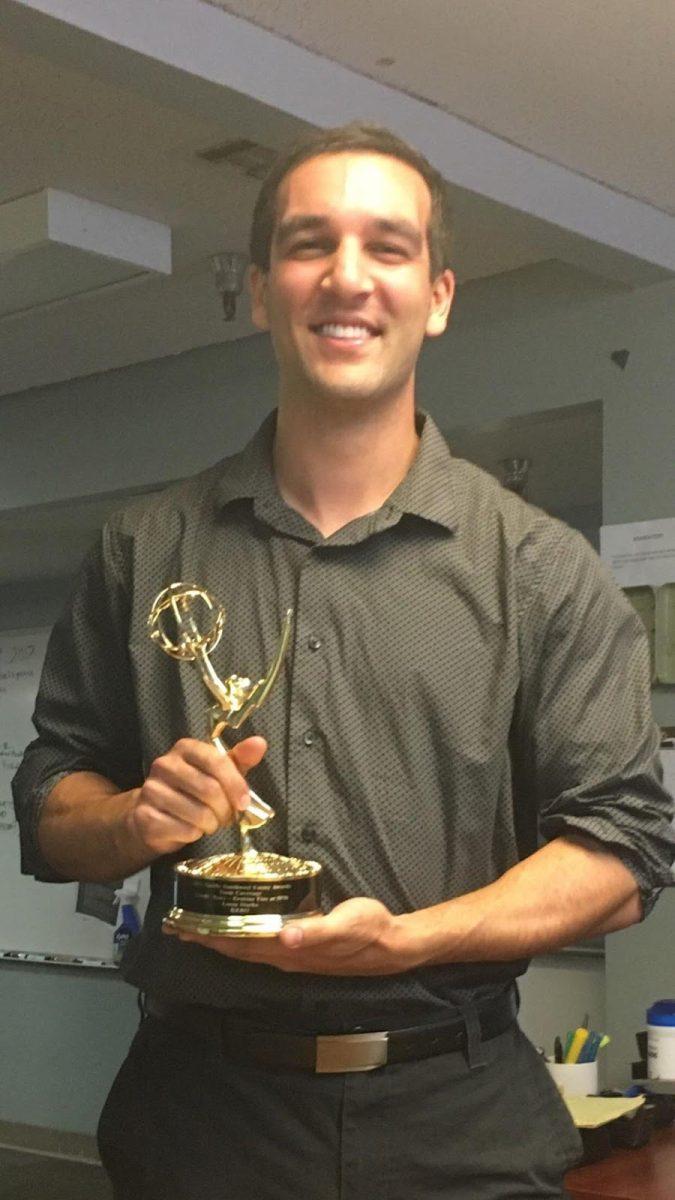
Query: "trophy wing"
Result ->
[[226, 608, 293, 729]]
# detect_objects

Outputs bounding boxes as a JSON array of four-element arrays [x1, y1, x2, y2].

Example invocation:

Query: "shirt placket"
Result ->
[[286, 547, 332, 884]]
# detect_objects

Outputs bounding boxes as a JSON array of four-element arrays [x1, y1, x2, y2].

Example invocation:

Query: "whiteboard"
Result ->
[[0, 626, 148, 966]]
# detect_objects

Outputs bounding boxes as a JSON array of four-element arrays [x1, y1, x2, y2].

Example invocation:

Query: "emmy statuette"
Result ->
[[148, 583, 321, 937]]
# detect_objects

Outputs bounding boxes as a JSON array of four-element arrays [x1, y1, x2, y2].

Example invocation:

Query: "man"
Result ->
[[13, 124, 673, 1199]]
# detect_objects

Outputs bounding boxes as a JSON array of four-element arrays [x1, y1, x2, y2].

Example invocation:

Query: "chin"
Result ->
[[306, 366, 393, 405]]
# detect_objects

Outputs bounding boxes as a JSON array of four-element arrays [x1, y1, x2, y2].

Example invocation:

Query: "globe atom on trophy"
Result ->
[[148, 582, 322, 937]]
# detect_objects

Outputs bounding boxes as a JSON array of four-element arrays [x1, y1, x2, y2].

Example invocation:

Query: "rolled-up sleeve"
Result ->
[[11, 522, 143, 881], [515, 524, 674, 915]]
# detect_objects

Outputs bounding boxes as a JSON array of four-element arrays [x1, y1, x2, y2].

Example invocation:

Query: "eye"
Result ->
[[371, 243, 409, 260], [289, 239, 332, 258]]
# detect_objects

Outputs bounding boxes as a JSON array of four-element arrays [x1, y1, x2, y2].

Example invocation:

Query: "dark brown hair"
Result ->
[[249, 122, 453, 278]]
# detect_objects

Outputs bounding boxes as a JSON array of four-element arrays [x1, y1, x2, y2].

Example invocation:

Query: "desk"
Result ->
[[565, 1127, 675, 1199]]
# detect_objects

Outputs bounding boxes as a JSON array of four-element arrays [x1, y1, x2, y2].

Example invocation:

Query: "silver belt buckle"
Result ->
[[315, 1031, 389, 1073]]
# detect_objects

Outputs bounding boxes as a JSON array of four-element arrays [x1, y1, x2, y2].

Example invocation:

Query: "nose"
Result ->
[[321, 238, 373, 298]]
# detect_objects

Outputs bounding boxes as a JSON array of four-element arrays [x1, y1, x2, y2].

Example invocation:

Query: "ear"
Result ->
[[425, 268, 455, 338], [249, 265, 270, 332]]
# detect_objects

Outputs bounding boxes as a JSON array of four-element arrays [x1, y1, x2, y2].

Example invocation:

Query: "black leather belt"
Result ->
[[146, 991, 516, 1074]]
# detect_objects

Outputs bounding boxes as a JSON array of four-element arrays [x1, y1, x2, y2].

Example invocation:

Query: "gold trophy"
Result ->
[[148, 583, 321, 936]]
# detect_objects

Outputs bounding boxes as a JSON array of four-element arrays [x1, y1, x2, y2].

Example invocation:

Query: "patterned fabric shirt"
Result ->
[[13, 413, 673, 1027]]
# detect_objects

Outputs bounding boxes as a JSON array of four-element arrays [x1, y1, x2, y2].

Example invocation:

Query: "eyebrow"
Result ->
[[274, 215, 424, 251]]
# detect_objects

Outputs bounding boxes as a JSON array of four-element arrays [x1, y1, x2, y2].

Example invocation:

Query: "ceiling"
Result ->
[[213, 0, 675, 213], [0, 24, 295, 396], [0, 0, 673, 400]]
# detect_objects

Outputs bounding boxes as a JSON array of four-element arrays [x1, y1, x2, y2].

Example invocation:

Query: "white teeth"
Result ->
[[316, 323, 373, 339]]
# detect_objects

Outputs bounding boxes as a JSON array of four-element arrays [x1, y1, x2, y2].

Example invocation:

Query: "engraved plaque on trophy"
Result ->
[[148, 583, 321, 937]]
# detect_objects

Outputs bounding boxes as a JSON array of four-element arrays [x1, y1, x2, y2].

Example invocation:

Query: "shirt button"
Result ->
[[300, 822, 318, 843], [303, 730, 316, 746], [307, 635, 322, 651]]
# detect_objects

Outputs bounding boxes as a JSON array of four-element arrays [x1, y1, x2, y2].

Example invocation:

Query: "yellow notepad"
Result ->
[[563, 1094, 645, 1129]]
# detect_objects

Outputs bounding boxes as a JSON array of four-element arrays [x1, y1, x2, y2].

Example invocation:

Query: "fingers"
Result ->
[[132, 735, 268, 855], [227, 734, 266, 782], [278, 899, 390, 953], [163, 899, 402, 976], [176, 738, 252, 813], [130, 801, 205, 853], [229, 736, 268, 774]]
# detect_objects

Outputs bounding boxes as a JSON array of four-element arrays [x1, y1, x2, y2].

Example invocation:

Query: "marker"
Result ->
[[565, 1027, 589, 1064], [578, 1032, 602, 1063]]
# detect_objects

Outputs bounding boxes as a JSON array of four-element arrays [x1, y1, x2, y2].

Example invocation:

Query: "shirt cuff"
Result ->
[[605, 844, 670, 920], [543, 820, 671, 921], [21, 770, 75, 883]]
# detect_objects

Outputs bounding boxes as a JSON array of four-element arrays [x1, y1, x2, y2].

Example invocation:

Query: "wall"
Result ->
[[518, 954, 606, 1081], [0, 964, 137, 1137], [1, 272, 673, 1136], [605, 889, 675, 1091], [0, 335, 278, 512]]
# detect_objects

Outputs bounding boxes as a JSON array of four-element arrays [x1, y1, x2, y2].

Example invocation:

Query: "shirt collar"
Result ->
[[387, 412, 459, 533], [213, 409, 459, 535], [214, 411, 278, 507]]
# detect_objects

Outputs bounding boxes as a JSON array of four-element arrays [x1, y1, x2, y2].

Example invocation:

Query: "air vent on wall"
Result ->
[[196, 138, 276, 180]]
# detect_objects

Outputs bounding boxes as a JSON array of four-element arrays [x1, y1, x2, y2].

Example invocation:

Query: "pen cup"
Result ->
[[546, 1059, 598, 1097]]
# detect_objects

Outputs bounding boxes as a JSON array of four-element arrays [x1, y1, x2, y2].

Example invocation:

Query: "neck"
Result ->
[[273, 395, 420, 538]]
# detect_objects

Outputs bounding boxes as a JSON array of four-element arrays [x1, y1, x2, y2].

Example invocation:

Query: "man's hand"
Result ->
[[36, 736, 268, 884], [163, 836, 644, 972], [129, 735, 267, 856], [163, 897, 421, 976]]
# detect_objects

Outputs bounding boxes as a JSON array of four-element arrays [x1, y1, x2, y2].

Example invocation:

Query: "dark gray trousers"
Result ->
[[97, 1014, 581, 1199]]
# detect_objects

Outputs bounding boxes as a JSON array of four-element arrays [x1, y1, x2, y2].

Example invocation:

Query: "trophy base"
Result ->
[[163, 908, 321, 937], [165, 850, 322, 938]]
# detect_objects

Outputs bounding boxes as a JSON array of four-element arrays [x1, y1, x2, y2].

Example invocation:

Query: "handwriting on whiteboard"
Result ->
[[0, 630, 49, 832]]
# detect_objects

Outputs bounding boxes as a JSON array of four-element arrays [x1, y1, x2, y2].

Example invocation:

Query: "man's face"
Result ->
[[250, 152, 454, 411]]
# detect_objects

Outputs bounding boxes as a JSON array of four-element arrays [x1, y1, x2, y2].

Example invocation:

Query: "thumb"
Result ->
[[228, 735, 268, 776]]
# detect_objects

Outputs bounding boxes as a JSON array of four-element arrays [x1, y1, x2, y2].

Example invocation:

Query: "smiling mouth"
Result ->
[[310, 322, 381, 342]]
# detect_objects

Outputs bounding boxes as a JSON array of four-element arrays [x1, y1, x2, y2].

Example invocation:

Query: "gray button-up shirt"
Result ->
[[13, 413, 673, 1025]]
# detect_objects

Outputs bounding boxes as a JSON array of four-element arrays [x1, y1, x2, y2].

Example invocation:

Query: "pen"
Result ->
[[554, 1036, 563, 1064]]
